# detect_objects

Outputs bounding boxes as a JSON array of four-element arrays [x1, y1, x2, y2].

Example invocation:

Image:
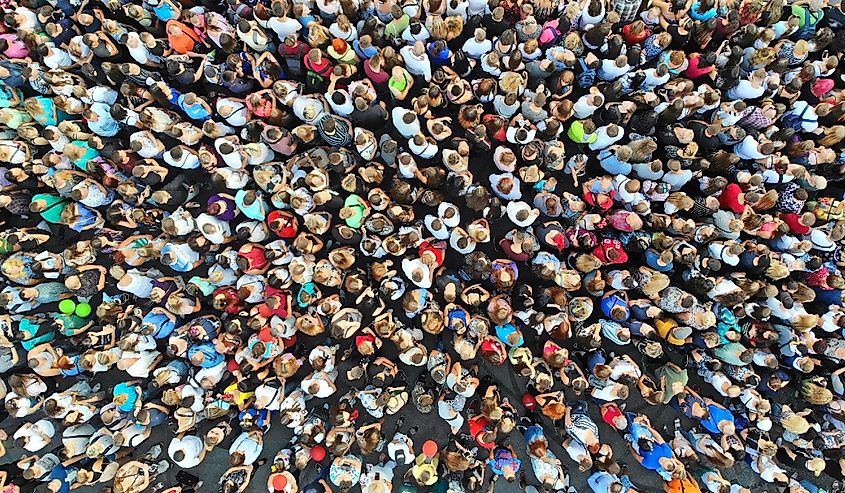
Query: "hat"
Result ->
[[810, 229, 836, 252], [450, 227, 476, 254], [424, 215, 450, 240], [310, 445, 326, 461], [403, 258, 433, 288], [668, 326, 692, 345], [506, 201, 540, 227], [422, 440, 439, 458]]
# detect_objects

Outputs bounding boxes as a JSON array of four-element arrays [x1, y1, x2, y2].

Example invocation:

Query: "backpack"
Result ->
[[577, 58, 596, 88], [795, 7, 823, 39]]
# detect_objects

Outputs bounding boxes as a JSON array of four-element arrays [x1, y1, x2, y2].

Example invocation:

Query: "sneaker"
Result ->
[[145, 443, 163, 460], [155, 460, 170, 475], [408, 425, 419, 436]]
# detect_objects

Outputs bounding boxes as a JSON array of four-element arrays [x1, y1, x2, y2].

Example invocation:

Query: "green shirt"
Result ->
[[389, 73, 409, 93], [70, 140, 100, 171], [31, 193, 68, 224], [384, 15, 410, 38], [568, 121, 598, 144]]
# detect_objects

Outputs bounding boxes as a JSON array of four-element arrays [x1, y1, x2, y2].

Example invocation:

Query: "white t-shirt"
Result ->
[[196, 213, 231, 244], [14, 419, 55, 452], [589, 126, 624, 150], [230, 432, 263, 465], [598, 59, 630, 81], [267, 16, 302, 39], [462, 38, 492, 59], [573, 95, 600, 118], [169, 435, 205, 469], [400, 46, 432, 81], [392, 108, 421, 138]]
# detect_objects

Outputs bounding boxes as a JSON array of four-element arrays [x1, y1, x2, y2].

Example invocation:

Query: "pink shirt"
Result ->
[[0, 34, 28, 58]]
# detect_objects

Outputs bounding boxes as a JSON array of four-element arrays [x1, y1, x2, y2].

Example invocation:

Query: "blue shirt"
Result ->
[[495, 323, 524, 347], [701, 404, 734, 435], [187, 342, 225, 368], [689, 2, 717, 20], [87, 102, 120, 137], [152, 2, 179, 21], [113, 382, 139, 412], [178, 95, 212, 121], [353, 40, 379, 59], [598, 149, 632, 175], [640, 442, 672, 471]]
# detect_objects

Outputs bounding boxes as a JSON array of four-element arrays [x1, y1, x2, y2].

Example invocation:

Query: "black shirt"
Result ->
[[688, 120, 721, 156]]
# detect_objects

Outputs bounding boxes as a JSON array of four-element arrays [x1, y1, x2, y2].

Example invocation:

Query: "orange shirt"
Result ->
[[167, 20, 200, 54]]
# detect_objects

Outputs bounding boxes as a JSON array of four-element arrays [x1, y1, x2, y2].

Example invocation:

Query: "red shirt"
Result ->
[[364, 59, 390, 85], [684, 54, 714, 79], [601, 404, 624, 427], [781, 212, 811, 235], [593, 238, 628, 264], [719, 183, 746, 214], [622, 24, 650, 44]]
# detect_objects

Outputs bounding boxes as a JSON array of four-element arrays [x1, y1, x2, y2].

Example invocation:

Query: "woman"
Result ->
[[522, 420, 570, 490], [329, 454, 362, 491]]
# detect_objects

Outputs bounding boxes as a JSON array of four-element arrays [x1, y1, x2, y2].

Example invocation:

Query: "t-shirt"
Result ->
[[113, 382, 139, 412], [701, 404, 734, 434], [640, 442, 672, 471]]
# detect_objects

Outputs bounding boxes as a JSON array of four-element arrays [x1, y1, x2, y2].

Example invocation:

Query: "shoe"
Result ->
[[145, 443, 163, 460], [156, 460, 170, 474], [408, 425, 419, 436]]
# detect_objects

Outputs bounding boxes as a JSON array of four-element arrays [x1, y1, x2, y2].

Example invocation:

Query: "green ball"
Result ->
[[58, 299, 75, 315], [75, 303, 92, 318]]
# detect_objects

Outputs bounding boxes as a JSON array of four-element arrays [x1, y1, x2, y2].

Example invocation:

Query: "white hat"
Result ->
[[757, 417, 773, 431], [506, 201, 540, 227], [424, 215, 450, 240], [450, 227, 476, 254], [438, 202, 461, 228], [402, 258, 433, 288], [810, 229, 836, 252]]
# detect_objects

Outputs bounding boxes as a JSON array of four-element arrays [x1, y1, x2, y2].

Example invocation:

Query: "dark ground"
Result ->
[[0, 114, 835, 493]]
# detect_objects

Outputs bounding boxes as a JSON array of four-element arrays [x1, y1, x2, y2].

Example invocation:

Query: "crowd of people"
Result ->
[[2, 0, 845, 489]]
